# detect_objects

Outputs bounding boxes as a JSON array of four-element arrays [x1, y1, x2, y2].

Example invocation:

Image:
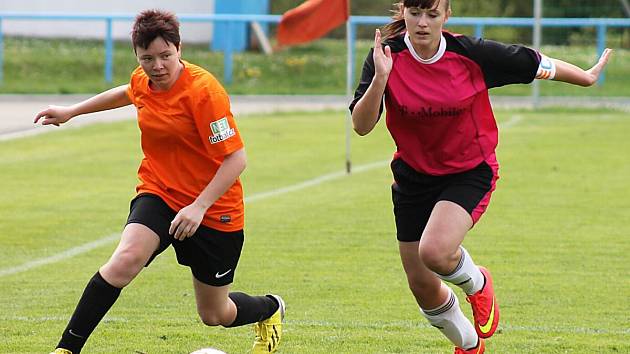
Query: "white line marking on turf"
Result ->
[[3, 315, 128, 323], [0, 234, 120, 277], [245, 160, 389, 202], [0, 117, 522, 277], [285, 320, 629, 335], [5, 315, 625, 335], [0, 160, 390, 278], [501, 114, 523, 129]]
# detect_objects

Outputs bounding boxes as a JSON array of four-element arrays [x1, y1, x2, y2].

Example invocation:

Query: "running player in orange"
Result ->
[[350, 0, 612, 352], [35, 10, 284, 354]]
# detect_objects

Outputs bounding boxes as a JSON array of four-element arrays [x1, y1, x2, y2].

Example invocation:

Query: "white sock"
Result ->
[[421, 287, 479, 350], [437, 246, 484, 295]]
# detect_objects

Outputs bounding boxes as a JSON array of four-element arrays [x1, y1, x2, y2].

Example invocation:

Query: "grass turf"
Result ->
[[0, 108, 628, 353]]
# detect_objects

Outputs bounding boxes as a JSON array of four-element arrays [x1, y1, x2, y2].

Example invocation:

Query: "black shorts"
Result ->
[[391, 158, 495, 242], [126, 194, 244, 286]]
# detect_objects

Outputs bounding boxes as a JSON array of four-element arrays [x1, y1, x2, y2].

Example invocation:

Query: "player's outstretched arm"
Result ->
[[549, 48, 613, 87], [34, 84, 132, 126]]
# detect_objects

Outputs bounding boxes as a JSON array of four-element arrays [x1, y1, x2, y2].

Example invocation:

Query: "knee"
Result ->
[[198, 311, 231, 327], [199, 313, 221, 327], [102, 250, 146, 286], [419, 242, 457, 275]]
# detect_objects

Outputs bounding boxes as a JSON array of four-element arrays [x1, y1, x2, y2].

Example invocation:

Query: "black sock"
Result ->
[[225, 292, 279, 327], [57, 271, 122, 353]]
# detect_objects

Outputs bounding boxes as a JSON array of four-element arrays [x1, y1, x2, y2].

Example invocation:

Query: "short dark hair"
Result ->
[[131, 9, 181, 51], [381, 0, 451, 41], [402, 0, 448, 9]]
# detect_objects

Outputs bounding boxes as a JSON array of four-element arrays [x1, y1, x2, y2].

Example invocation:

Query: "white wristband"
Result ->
[[536, 54, 556, 80]]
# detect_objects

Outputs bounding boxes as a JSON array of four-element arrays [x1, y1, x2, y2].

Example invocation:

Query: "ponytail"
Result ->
[[381, 2, 406, 41], [381, 19, 406, 41]]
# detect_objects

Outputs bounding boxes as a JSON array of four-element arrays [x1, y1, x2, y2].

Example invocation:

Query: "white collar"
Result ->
[[404, 32, 446, 64]]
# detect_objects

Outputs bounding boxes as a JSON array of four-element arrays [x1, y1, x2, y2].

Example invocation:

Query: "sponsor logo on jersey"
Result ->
[[400, 105, 467, 119], [209, 117, 235, 144]]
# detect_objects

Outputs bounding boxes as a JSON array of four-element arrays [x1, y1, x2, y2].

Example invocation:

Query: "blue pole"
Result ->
[[597, 24, 606, 85], [224, 21, 233, 85], [474, 24, 484, 38], [0, 19, 4, 86], [105, 18, 113, 84]]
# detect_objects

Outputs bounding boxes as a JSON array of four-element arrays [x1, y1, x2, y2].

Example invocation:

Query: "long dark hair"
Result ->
[[381, 0, 450, 41]]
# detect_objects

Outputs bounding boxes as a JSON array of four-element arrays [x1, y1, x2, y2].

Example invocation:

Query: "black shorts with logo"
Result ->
[[391, 158, 494, 242], [126, 193, 244, 286]]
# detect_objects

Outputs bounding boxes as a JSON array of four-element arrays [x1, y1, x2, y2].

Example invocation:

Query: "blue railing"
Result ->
[[0, 12, 629, 86], [0, 13, 282, 85]]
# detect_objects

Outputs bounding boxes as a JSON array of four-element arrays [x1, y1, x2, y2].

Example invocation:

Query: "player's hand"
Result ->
[[169, 202, 206, 240], [34, 105, 75, 126], [585, 48, 613, 86], [373, 29, 393, 78]]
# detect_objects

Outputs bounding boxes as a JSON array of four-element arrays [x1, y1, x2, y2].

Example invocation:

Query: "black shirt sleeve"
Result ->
[[454, 35, 541, 89], [348, 48, 385, 117]]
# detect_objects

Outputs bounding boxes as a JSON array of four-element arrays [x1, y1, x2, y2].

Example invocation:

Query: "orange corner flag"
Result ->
[[277, 0, 350, 47]]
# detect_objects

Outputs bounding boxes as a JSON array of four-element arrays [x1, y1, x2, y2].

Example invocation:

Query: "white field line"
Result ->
[[501, 114, 523, 129], [2, 316, 627, 335], [245, 160, 389, 202], [0, 160, 389, 278], [0, 234, 120, 277], [290, 320, 630, 335], [2, 315, 128, 323], [0, 117, 524, 278]]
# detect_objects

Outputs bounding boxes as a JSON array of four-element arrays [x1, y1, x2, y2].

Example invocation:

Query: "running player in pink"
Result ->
[[350, 0, 612, 352]]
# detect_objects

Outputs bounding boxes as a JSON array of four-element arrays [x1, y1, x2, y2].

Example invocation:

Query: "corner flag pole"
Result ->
[[345, 18, 353, 174]]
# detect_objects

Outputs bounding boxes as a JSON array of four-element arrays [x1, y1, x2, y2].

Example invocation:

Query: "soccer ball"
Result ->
[[190, 348, 227, 354]]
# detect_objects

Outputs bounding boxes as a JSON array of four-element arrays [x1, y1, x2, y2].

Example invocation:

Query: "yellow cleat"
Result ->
[[50, 349, 73, 354], [252, 295, 285, 353]]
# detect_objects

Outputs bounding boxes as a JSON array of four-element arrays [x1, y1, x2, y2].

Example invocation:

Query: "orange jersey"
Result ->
[[126, 61, 244, 231]]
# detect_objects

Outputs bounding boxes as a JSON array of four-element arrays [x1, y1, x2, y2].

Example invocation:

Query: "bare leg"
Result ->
[[56, 223, 160, 352], [192, 278, 237, 326], [99, 223, 161, 287]]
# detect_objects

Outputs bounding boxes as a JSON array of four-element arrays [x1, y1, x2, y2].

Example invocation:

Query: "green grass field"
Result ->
[[1, 36, 629, 97], [0, 108, 629, 353]]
